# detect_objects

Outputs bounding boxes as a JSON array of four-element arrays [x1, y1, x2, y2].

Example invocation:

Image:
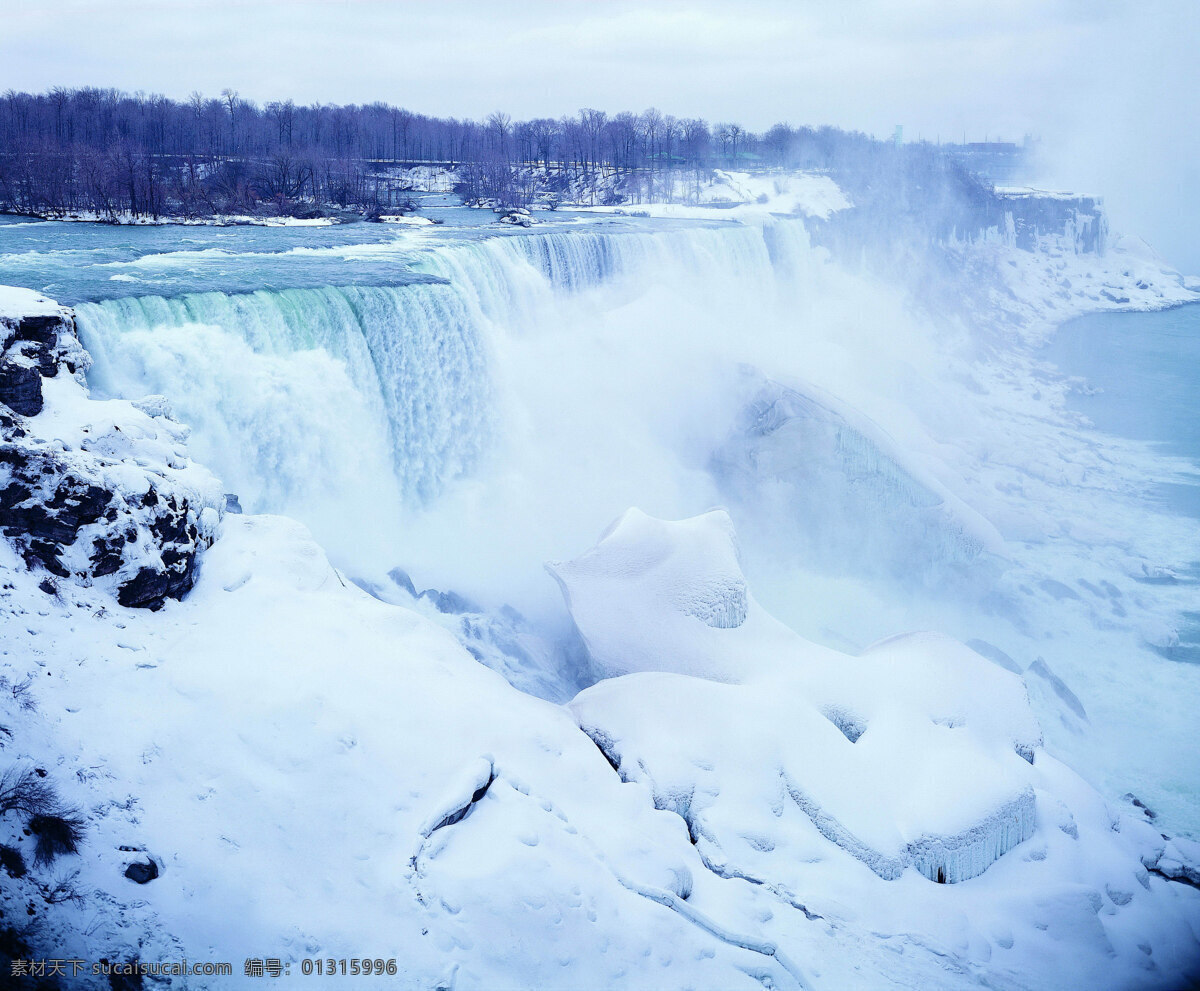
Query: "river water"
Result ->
[[1045, 303, 1200, 663]]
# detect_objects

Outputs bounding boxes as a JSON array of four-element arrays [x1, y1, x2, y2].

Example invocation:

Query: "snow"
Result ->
[[376, 213, 434, 225], [559, 509, 1200, 986], [0, 284, 63, 321], [6, 488, 1197, 988], [957, 231, 1197, 345], [560, 510, 1043, 881], [548, 509, 753, 681], [5, 180, 1200, 989], [575, 170, 852, 221], [1, 508, 824, 989]]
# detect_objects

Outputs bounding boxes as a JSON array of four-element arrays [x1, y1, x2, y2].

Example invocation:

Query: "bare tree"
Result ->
[[221, 87, 239, 152]]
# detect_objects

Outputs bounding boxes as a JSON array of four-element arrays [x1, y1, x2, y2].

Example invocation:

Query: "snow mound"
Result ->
[[376, 214, 433, 225], [560, 509, 1077, 887], [547, 509, 751, 680]]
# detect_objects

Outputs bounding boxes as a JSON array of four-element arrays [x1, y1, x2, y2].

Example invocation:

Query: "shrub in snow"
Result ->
[[0, 767, 83, 866]]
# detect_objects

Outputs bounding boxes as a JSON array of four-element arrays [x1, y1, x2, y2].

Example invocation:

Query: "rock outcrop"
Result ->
[[0, 287, 223, 610], [0, 305, 87, 416]]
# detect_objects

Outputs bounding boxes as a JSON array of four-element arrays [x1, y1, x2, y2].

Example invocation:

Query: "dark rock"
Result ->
[[0, 480, 31, 511], [0, 456, 116, 546], [1122, 792, 1157, 820], [1, 308, 213, 610], [90, 535, 125, 576], [0, 410, 25, 438], [2, 442, 207, 609], [0, 844, 26, 878], [426, 767, 495, 835], [14, 315, 62, 347], [24, 539, 68, 576], [37, 577, 57, 595], [0, 361, 43, 415], [124, 860, 159, 884], [224, 492, 243, 514], [117, 558, 196, 611], [1, 310, 78, 415]]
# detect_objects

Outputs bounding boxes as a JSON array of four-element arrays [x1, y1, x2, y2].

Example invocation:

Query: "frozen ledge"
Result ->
[[906, 789, 1037, 883], [787, 776, 1035, 884]]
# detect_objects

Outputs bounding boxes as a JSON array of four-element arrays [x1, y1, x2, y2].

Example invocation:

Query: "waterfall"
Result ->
[[72, 219, 821, 583], [78, 283, 492, 506], [78, 223, 806, 491]]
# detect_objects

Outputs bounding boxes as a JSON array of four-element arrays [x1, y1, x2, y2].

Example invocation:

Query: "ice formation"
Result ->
[[560, 510, 1042, 885]]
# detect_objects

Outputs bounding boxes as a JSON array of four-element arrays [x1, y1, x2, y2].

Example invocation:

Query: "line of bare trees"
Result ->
[[0, 87, 1013, 237], [0, 87, 904, 219]]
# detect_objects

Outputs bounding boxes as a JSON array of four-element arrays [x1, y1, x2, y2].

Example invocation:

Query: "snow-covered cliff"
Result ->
[[1, 288, 223, 610]]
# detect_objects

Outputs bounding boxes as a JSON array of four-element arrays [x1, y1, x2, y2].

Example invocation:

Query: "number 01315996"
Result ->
[[301, 958, 399, 976]]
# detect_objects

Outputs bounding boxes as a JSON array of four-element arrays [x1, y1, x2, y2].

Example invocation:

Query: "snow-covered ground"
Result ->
[[3, 175, 1200, 988], [2, 466, 1197, 988], [0, 285, 63, 318], [571, 170, 852, 222]]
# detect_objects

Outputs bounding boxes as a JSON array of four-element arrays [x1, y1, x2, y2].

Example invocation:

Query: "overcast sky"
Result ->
[[2, 0, 1197, 268]]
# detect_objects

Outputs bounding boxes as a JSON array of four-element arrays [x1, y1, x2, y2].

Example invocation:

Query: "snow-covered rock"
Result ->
[[0, 290, 223, 609], [0, 288, 83, 416], [711, 378, 1004, 579], [548, 509, 752, 681], [558, 509, 1042, 884]]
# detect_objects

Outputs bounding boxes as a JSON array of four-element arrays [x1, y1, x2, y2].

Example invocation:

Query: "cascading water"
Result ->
[[71, 218, 979, 608], [78, 281, 493, 523], [74, 223, 800, 509]]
